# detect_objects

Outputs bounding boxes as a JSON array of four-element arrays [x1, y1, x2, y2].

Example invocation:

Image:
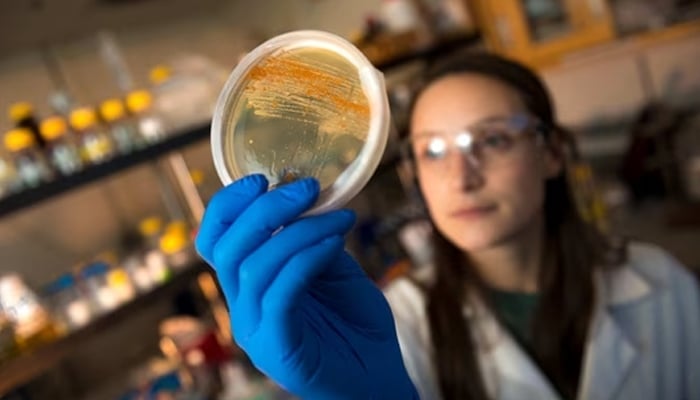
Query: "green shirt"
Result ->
[[487, 289, 573, 400], [487, 288, 539, 355]]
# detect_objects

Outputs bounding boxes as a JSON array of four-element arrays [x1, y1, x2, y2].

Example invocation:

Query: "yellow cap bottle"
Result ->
[[165, 220, 189, 236], [8, 102, 34, 122], [39, 117, 68, 142], [4, 128, 35, 152], [149, 65, 172, 85], [70, 108, 98, 131], [100, 99, 126, 122], [139, 216, 163, 237], [159, 230, 188, 255], [126, 90, 153, 115]]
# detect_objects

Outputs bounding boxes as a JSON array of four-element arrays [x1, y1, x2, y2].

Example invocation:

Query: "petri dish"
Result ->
[[211, 30, 390, 215]]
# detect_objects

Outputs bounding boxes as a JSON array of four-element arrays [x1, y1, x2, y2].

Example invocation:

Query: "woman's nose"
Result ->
[[447, 152, 484, 191]]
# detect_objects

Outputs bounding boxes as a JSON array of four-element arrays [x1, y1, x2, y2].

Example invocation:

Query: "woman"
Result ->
[[195, 53, 700, 400]]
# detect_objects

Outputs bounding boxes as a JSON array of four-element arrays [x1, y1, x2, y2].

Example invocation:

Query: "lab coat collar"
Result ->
[[598, 263, 653, 306], [463, 265, 654, 400], [577, 265, 653, 400]]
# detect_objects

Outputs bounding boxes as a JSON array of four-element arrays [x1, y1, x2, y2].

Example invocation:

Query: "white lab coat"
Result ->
[[383, 242, 700, 400]]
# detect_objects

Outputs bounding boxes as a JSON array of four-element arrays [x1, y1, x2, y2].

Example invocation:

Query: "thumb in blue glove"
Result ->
[[195, 175, 418, 399]]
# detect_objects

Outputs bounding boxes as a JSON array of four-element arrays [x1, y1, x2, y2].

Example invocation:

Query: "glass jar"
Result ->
[[0, 274, 57, 349], [126, 90, 166, 144], [44, 273, 91, 333], [100, 98, 144, 155], [69, 107, 115, 164], [40, 116, 83, 176], [80, 262, 119, 314], [4, 128, 54, 188]]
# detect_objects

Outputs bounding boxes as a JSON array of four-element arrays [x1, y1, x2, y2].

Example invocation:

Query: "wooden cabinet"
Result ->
[[473, 0, 616, 67]]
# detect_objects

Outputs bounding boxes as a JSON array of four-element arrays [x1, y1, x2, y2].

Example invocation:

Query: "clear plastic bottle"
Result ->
[[139, 217, 171, 284], [3, 128, 54, 188], [122, 253, 155, 293], [0, 154, 22, 197], [100, 98, 144, 154], [43, 273, 92, 333], [126, 90, 166, 144], [80, 262, 119, 315], [0, 274, 58, 349], [69, 107, 115, 164], [39, 116, 83, 176], [159, 221, 194, 271], [106, 265, 136, 305]]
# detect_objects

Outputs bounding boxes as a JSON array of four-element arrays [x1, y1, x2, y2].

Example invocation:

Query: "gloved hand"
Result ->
[[196, 175, 418, 399]]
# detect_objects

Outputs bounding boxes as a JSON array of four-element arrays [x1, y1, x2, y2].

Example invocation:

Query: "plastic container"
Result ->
[[100, 98, 144, 154], [44, 274, 91, 332], [4, 127, 53, 188], [70, 107, 115, 164], [211, 30, 390, 215], [40, 116, 83, 176], [81, 262, 119, 314], [126, 90, 166, 144]]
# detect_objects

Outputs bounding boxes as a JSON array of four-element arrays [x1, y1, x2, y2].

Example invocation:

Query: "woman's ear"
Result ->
[[543, 134, 565, 179]]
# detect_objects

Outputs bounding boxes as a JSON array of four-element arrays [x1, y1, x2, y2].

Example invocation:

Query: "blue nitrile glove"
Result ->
[[196, 175, 418, 399]]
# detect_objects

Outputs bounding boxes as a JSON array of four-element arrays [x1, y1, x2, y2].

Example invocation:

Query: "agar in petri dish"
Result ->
[[224, 47, 368, 189]]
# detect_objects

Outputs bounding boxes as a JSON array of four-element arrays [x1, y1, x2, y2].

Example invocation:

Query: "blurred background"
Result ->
[[0, 0, 698, 399]]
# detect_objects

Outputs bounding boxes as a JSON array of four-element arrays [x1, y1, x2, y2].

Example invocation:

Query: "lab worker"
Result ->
[[196, 52, 700, 399]]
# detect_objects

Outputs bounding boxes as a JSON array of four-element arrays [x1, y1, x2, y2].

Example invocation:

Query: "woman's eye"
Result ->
[[420, 138, 447, 160], [481, 131, 513, 151]]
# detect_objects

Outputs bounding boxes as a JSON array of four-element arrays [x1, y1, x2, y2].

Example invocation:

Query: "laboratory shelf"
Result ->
[[0, 124, 210, 219], [0, 262, 208, 395]]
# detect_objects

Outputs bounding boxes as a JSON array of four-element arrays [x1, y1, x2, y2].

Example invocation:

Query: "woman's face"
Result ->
[[410, 73, 560, 252]]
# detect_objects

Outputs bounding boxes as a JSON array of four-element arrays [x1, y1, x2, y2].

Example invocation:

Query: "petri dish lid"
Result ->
[[211, 30, 390, 215]]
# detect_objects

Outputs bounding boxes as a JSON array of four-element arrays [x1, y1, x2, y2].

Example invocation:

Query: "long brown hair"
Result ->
[[405, 53, 623, 399]]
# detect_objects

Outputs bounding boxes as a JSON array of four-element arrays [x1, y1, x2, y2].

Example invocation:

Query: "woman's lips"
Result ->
[[450, 205, 497, 219]]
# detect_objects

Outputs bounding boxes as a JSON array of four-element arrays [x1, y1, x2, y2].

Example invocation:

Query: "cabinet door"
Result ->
[[477, 0, 616, 67]]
